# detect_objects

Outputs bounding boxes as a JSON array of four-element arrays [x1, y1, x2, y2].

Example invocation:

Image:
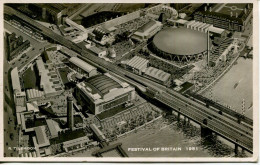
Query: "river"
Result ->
[[203, 57, 253, 119]]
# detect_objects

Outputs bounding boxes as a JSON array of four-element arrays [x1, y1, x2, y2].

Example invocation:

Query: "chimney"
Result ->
[[67, 94, 74, 130], [230, 11, 233, 17]]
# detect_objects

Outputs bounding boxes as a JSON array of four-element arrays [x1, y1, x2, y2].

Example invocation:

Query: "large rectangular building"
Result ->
[[36, 57, 64, 97], [143, 67, 171, 87], [131, 20, 162, 42], [76, 73, 135, 115], [193, 3, 252, 32], [125, 56, 149, 75], [69, 57, 97, 77]]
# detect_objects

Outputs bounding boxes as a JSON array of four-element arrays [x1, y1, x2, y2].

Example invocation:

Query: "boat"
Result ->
[[234, 79, 243, 89]]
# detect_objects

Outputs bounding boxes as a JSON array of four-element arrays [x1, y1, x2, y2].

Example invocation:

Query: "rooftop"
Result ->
[[69, 57, 96, 73], [84, 74, 122, 97], [126, 56, 149, 71], [11, 67, 21, 92], [50, 129, 86, 144], [143, 67, 171, 82], [36, 57, 62, 95], [89, 46, 105, 55], [46, 119, 58, 138], [77, 73, 133, 103], [35, 126, 50, 147], [26, 102, 39, 113], [137, 20, 157, 33], [208, 26, 225, 34], [153, 27, 208, 56], [63, 136, 90, 148]]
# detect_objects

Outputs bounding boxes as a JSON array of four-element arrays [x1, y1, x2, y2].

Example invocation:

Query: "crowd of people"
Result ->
[[113, 40, 134, 57], [115, 16, 152, 35]]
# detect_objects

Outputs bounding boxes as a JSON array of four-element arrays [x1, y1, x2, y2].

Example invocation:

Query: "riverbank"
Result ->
[[202, 57, 253, 119]]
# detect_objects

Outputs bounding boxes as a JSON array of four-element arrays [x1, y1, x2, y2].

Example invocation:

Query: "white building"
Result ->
[[131, 20, 163, 42], [69, 57, 97, 77], [125, 56, 149, 75], [76, 73, 136, 115]]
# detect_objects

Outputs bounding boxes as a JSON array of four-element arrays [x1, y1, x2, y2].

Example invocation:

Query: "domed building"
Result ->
[[151, 27, 210, 62]]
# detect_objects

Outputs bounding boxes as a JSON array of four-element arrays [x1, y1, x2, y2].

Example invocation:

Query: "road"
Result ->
[[4, 21, 51, 71], [4, 5, 253, 153], [3, 32, 19, 157]]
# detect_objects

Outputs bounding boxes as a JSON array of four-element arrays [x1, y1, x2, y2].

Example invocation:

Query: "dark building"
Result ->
[[29, 4, 68, 25], [67, 94, 74, 130], [6, 32, 30, 61], [193, 3, 253, 32]]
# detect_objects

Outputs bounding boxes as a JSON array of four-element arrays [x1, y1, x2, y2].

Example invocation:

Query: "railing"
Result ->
[[155, 94, 253, 152]]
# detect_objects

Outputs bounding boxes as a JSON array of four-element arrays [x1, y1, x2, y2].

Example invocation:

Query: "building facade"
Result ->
[[193, 4, 253, 32], [69, 57, 97, 77], [75, 73, 135, 115], [131, 20, 162, 42]]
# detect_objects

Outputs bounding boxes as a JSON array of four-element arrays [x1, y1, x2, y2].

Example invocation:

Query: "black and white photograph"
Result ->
[[1, 0, 258, 162]]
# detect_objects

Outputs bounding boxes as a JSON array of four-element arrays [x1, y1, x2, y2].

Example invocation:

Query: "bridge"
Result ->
[[4, 5, 253, 154]]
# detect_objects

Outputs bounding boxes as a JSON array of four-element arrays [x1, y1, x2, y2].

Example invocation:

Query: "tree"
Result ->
[[10, 133, 14, 140]]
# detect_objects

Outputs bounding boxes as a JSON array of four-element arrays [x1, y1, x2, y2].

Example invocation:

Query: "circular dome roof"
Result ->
[[153, 28, 208, 56]]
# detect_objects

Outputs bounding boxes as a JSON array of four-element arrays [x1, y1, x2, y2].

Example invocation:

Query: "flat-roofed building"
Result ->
[[36, 57, 64, 97], [143, 67, 171, 87], [34, 126, 50, 148], [33, 126, 52, 157], [63, 136, 91, 152], [193, 3, 253, 32], [76, 73, 136, 115], [88, 46, 107, 58], [11, 67, 22, 92], [11, 67, 26, 112], [69, 57, 97, 77], [46, 119, 59, 139], [131, 20, 163, 42], [26, 89, 44, 101], [26, 101, 39, 113], [125, 56, 149, 75]]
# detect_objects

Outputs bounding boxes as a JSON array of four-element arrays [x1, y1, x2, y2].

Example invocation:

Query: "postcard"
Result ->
[[0, 0, 258, 162]]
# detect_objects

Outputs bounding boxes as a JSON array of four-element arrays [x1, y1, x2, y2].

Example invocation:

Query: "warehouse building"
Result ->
[[131, 20, 163, 42], [143, 67, 171, 87], [125, 56, 149, 75], [69, 57, 97, 77]]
